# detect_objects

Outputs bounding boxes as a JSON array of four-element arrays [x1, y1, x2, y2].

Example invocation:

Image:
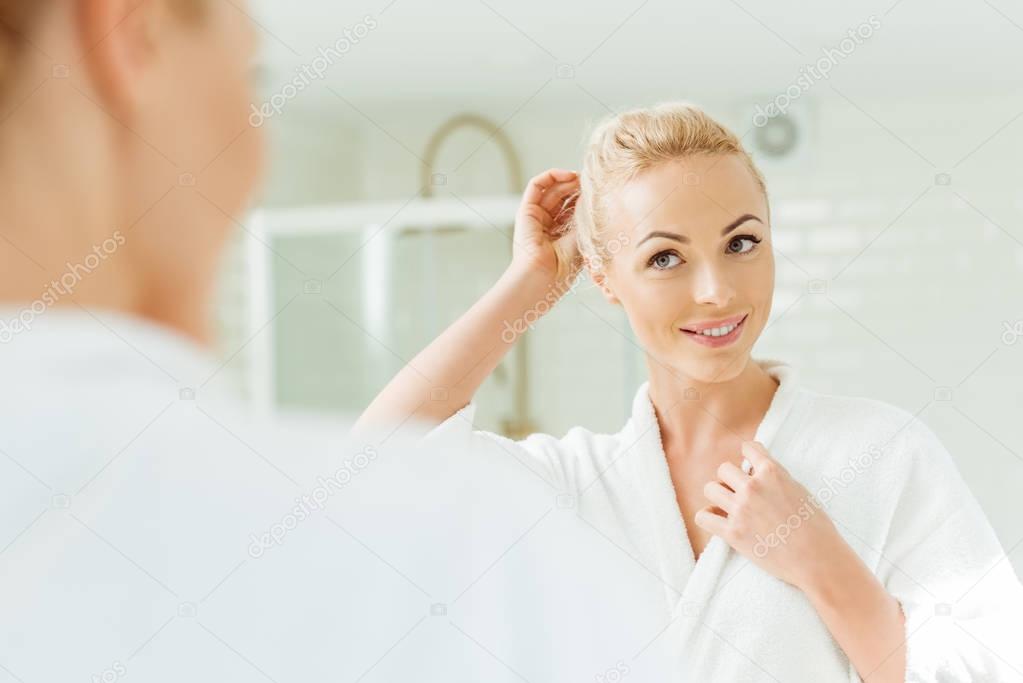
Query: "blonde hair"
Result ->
[[558, 102, 769, 280]]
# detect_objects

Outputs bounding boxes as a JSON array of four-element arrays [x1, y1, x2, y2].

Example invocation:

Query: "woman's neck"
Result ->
[[0, 134, 214, 347], [647, 356, 779, 452]]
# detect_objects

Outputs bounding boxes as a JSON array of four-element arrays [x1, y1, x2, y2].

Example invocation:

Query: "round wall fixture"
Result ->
[[753, 112, 800, 159]]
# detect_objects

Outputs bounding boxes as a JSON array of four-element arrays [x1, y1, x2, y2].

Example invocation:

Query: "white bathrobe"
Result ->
[[426, 358, 1023, 682], [5, 309, 634, 682], [2, 308, 687, 681]]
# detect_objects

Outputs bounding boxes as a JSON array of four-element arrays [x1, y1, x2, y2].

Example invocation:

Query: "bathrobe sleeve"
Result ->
[[423, 400, 582, 494], [876, 418, 1023, 682]]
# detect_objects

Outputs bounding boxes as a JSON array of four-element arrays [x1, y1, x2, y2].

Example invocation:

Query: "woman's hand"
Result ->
[[356, 170, 581, 433], [694, 441, 848, 592], [512, 168, 581, 284], [695, 443, 910, 682]]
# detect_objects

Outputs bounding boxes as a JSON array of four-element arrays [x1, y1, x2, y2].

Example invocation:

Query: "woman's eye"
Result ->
[[727, 235, 761, 255], [649, 251, 682, 270]]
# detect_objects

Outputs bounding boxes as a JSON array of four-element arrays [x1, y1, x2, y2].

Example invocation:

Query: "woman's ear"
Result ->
[[588, 264, 620, 305], [77, 0, 169, 120]]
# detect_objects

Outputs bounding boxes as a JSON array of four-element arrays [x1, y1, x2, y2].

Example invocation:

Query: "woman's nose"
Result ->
[[692, 263, 736, 307]]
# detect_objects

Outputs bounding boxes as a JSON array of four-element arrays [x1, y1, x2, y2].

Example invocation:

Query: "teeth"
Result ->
[[695, 321, 738, 337], [695, 325, 736, 337]]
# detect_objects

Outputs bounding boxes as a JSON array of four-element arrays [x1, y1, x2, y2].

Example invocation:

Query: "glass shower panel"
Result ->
[[269, 224, 517, 432]]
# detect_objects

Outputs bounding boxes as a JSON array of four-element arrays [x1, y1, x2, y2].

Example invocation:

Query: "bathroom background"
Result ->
[[212, 1, 1023, 574]]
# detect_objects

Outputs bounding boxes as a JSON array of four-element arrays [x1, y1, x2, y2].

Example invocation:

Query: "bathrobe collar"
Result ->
[[624, 358, 803, 616], [0, 305, 225, 399]]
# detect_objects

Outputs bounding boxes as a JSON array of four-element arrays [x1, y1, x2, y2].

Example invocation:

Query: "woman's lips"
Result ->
[[681, 313, 748, 332], [680, 314, 748, 348]]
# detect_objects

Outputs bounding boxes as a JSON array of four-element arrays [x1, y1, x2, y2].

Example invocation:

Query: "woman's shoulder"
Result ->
[[424, 399, 632, 467], [763, 359, 937, 454], [518, 419, 631, 460], [783, 388, 977, 546], [792, 385, 954, 473], [797, 386, 924, 432]]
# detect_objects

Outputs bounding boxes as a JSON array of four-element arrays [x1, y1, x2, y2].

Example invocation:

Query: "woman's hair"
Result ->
[[0, 4, 49, 90], [560, 102, 769, 280]]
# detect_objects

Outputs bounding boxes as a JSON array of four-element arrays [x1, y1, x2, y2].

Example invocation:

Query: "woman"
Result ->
[[0, 2, 381, 682], [357, 103, 1023, 681]]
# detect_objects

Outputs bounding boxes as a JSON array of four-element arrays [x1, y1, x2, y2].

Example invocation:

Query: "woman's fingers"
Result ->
[[717, 461, 749, 493], [513, 168, 580, 278], [694, 506, 728, 536], [538, 178, 580, 213], [703, 480, 736, 515], [740, 441, 781, 475], [546, 196, 579, 242], [522, 168, 577, 206], [520, 179, 580, 251], [519, 202, 555, 231]]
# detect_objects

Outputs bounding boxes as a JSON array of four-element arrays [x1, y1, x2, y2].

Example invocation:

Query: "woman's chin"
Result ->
[[669, 351, 752, 385]]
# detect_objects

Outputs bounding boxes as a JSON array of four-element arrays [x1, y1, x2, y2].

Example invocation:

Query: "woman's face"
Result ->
[[599, 155, 774, 384]]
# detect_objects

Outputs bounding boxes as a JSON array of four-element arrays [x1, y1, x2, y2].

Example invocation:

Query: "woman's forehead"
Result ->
[[607, 158, 768, 240]]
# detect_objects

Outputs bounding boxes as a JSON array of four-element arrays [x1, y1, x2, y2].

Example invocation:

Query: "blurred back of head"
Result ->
[[0, 0, 263, 344]]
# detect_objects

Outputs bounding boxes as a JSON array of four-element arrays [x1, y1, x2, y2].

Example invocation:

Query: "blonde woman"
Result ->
[[357, 103, 1023, 681]]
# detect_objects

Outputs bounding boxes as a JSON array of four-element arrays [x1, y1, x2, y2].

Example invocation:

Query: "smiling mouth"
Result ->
[[680, 314, 748, 346], [682, 314, 747, 336]]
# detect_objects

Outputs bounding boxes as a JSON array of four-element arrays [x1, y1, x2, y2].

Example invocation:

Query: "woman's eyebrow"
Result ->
[[721, 213, 763, 235], [636, 214, 763, 247]]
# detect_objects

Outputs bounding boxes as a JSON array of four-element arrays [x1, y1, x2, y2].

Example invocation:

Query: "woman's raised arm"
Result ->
[[353, 168, 582, 432]]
